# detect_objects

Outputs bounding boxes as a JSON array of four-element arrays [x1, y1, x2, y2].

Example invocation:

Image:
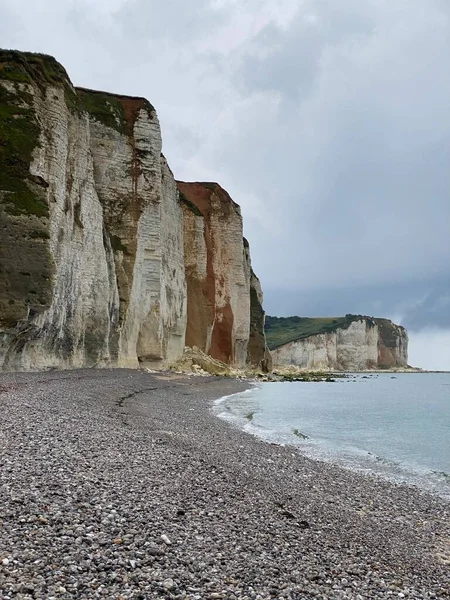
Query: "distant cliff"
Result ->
[[266, 315, 408, 370], [0, 50, 269, 371]]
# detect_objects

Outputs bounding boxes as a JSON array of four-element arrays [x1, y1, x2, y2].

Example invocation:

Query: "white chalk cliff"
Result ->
[[271, 318, 408, 371], [0, 50, 269, 371]]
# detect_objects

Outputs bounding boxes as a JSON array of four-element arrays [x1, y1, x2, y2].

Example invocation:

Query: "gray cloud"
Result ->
[[113, 0, 224, 43], [0, 0, 449, 365], [401, 278, 450, 330], [408, 328, 450, 371], [199, 0, 450, 293], [234, 1, 376, 101], [263, 274, 450, 324]]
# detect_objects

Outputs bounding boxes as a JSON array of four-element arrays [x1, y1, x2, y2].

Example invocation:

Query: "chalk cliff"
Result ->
[[246, 255, 272, 372], [178, 182, 271, 371], [0, 50, 269, 371], [268, 316, 408, 371]]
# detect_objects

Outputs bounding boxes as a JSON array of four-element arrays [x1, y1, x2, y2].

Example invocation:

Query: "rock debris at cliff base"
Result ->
[[0, 370, 448, 599]]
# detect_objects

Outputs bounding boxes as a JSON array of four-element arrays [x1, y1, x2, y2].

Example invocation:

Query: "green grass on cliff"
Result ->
[[0, 50, 153, 136], [0, 50, 72, 88], [376, 318, 403, 348], [0, 50, 147, 219], [0, 49, 79, 111], [265, 315, 375, 350], [0, 50, 79, 218], [76, 88, 128, 134], [0, 82, 49, 217]]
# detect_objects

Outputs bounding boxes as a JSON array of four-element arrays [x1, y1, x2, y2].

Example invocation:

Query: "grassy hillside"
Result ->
[[264, 315, 373, 350]]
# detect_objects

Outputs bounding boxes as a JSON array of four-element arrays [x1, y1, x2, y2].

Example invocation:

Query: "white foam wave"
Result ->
[[213, 387, 450, 502]]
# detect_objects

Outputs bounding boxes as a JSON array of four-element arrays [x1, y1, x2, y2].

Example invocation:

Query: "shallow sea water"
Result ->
[[214, 373, 450, 500]]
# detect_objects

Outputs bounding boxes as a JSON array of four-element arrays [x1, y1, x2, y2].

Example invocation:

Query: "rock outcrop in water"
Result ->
[[266, 315, 408, 370], [0, 50, 269, 371]]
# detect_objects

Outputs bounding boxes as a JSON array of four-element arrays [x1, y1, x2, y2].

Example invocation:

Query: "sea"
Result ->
[[214, 372, 450, 500]]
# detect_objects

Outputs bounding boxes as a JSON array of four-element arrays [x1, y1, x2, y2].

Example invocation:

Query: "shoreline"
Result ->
[[0, 369, 449, 598], [214, 383, 450, 503]]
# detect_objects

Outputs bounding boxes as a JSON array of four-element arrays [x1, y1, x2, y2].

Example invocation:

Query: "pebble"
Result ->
[[163, 578, 175, 590], [0, 369, 447, 600]]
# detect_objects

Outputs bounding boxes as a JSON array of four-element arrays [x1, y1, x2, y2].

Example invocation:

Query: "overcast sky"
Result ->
[[1, 0, 449, 368]]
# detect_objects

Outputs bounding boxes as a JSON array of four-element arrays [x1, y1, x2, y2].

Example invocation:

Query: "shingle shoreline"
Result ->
[[0, 369, 448, 599]]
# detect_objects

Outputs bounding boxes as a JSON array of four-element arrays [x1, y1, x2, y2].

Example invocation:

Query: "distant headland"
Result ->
[[265, 314, 409, 371]]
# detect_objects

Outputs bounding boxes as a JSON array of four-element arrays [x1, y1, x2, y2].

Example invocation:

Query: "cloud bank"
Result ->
[[408, 329, 450, 371], [1, 0, 449, 367]]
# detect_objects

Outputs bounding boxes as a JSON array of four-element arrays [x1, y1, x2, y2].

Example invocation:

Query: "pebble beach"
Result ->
[[0, 369, 449, 599]]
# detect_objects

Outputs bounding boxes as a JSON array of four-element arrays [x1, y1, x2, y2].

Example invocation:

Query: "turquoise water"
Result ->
[[215, 373, 450, 499]]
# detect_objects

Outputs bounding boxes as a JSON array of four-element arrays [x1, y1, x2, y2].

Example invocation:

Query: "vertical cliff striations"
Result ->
[[178, 182, 270, 370], [266, 316, 408, 370], [246, 243, 272, 372], [0, 50, 269, 371], [0, 50, 186, 370]]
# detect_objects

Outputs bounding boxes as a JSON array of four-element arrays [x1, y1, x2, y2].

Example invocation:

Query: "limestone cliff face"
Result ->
[[246, 247, 272, 372], [271, 318, 408, 371], [178, 182, 270, 370], [0, 50, 269, 371], [0, 51, 187, 370]]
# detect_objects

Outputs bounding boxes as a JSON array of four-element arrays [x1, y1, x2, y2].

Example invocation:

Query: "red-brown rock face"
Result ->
[[178, 182, 270, 370]]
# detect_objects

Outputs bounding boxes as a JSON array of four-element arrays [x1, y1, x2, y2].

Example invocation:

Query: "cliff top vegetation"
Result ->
[[0, 49, 160, 219], [265, 315, 404, 350], [0, 50, 72, 88], [0, 49, 155, 134], [76, 88, 155, 135], [0, 54, 50, 218]]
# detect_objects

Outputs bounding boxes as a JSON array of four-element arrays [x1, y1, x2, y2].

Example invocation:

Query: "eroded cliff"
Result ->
[[178, 182, 270, 371], [267, 316, 408, 370], [0, 50, 268, 371]]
